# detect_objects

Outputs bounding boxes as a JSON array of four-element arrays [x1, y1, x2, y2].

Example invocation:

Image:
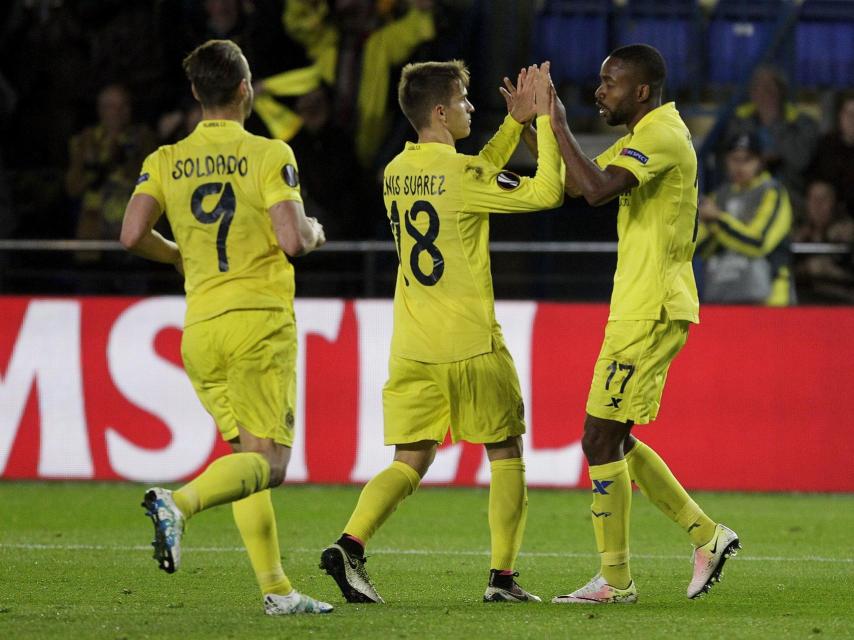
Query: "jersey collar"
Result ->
[[193, 119, 245, 140], [632, 102, 677, 134], [404, 141, 456, 153]]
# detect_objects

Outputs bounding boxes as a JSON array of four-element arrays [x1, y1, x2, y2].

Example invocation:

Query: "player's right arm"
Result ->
[[269, 200, 325, 257], [549, 88, 637, 205], [121, 151, 182, 271], [120, 193, 182, 271]]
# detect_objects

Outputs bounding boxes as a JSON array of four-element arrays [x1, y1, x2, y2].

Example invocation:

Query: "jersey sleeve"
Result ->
[[262, 141, 304, 209], [461, 115, 564, 214], [593, 135, 627, 170], [476, 114, 524, 169], [601, 123, 677, 187], [132, 150, 166, 210]]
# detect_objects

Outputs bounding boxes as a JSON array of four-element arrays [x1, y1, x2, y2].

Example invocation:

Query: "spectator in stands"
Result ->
[[288, 85, 365, 239], [271, 0, 435, 168], [698, 132, 795, 306], [793, 179, 854, 304], [806, 91, 854, 220], [723, 65, 819, 212], [65, 84, 157, 262], [157, 98, 204, 145]]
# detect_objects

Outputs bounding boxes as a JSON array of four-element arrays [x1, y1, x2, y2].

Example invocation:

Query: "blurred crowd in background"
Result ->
[[0, 0, 852, 304]]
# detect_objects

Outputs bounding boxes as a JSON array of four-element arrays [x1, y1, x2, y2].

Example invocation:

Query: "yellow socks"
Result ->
[[344, 461, 421, 543], [589, 459, 632, 588], [173, 452, 270, 519], [232, 489, 293, 596], [488, 458, 528, 570], [625, 440, 716, 546]]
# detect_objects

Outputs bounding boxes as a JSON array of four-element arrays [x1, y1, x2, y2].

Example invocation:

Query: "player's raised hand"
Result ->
[[500, 66, 537, 124], [534, 61, 552, 116], [549, 83, 568, 131]]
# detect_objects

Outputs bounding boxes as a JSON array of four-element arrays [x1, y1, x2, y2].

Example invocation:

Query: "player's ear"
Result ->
[[636, 83, 650, 103], [190, 83, 201, 104], [435, 103, 446, 123]]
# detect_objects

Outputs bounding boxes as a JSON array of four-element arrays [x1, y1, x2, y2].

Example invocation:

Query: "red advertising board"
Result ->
[[1, 296, 852, 492]]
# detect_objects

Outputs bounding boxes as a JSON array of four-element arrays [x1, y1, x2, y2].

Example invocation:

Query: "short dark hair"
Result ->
[[398, 60, 470, 131], [608, 44, 666, 98], [182, 39, 248, 107]]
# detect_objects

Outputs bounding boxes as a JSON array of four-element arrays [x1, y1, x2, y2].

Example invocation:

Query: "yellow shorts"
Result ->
[[181, 308, 296, 446], [382, 335, 526, 445], [585, 315, 689, 425]]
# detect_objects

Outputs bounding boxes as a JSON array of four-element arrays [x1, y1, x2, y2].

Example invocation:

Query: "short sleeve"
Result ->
[[601, 123, 676, 187], [262, 141, 304, 209], [594, 135, 627, 170], [132, 151, 166, 210]]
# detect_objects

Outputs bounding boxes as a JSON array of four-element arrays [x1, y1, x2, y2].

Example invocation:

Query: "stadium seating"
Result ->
[[706, 0, 785, 85], [795, 0, 854, 87], [534, 0, 854, 91], [614, 0, 702, 92], [534, 0, 611, 85]]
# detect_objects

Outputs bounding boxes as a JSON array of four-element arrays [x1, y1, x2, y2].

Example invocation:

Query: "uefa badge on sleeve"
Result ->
[[496, 170, 521, 191], [282, 164, 300, 188]]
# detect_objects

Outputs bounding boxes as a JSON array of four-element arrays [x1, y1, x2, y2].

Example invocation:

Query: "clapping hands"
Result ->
[[499, 61, 554, 123]]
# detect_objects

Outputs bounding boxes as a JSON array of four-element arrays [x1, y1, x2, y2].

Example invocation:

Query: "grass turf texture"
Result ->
[[1, 483, 851, 639]]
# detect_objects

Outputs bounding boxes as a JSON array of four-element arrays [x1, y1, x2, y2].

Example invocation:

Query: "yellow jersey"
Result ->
[[133, 120, 303, 327], [384, 114, 564, 363], [595, 102, 700, 323]]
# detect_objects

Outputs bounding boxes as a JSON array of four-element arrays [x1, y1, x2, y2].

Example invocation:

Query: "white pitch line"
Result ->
[[1, 543, 851, 564]]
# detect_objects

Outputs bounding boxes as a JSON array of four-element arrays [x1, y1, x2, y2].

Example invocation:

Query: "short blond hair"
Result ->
[[397, 60, 470, 131]]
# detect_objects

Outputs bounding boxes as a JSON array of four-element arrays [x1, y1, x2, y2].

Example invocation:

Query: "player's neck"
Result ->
[[626, 100, 662, 132], [417, 126, 455, 147], [201, 107, 246, 127]]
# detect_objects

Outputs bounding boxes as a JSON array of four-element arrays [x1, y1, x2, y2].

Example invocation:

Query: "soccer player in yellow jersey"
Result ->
[[545, 45, 741, 604], [119, 40, 331, 615], [319, 60, 564, 603]]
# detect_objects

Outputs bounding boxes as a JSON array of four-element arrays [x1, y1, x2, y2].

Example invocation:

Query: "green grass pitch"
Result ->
[[1, 482, 852, 639]]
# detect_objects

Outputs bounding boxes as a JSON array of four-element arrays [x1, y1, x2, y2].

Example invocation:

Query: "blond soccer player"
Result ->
[[546, 44, 741, 604], [319, 60, 564, 604], [120, 39, 330, 615]]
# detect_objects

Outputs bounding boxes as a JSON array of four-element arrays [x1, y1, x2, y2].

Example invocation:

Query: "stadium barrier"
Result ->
[[1, 296, 852, 492]]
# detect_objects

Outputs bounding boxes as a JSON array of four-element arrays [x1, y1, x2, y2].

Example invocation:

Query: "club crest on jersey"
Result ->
[[282, 164, 299, 188], [136, 172, 150, 185], [496, 170, 521, 191], [620, 148, 649, 164]]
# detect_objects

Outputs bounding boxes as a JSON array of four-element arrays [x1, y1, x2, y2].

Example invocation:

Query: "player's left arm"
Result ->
[[120, 194, 182, 272], [549, 87, 636, 203], [269, 199, 325, 257]]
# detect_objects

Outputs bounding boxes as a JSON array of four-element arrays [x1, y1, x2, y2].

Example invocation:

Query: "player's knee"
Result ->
[[266, 462, 287, 487], [581, 427, 620, 465], [485, 435, 523, 460], [393, 443, 436, 477]]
